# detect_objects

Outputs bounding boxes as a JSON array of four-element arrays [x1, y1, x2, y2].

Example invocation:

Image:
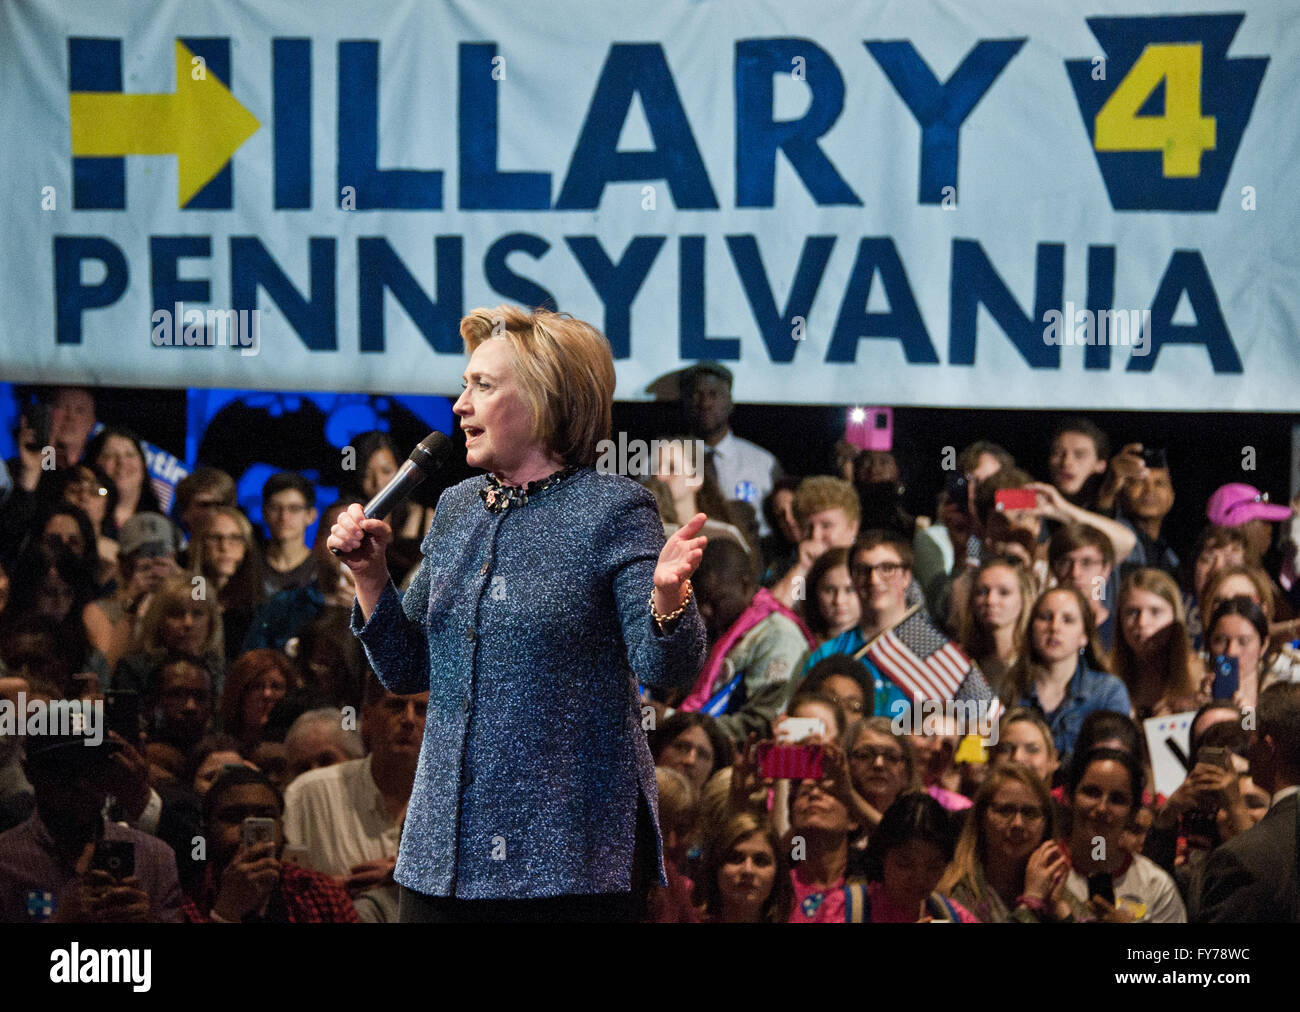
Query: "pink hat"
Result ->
[[1206, 483, 1293, 527]]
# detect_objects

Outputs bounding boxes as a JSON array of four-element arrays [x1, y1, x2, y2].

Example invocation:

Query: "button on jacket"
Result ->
[[352, 468, 706, 900]]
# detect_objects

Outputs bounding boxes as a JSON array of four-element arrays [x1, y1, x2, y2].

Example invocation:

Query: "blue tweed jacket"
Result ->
[[351, 467, 706, 900]]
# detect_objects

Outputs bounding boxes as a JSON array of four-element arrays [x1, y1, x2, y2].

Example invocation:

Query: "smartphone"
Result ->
[[944, 471, 969, 515], [241, 817, 276, 849], [755, 743, 824, 780], [22, 402, 52, 449], [90, 839, 136, 880], [1209, 654, 1239, 701], [1196, 746, 1232, 771], [846, 407, 892, 452], [777, 717, 826, 744], [1141, 447, 1168, 470], [1086, 872, 1114, 905], [994, 488, 1038, 512], [103, 690, 141, 741]]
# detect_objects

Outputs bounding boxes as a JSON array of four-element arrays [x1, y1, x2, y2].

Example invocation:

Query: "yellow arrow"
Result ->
[[69, 40, 260, 206]]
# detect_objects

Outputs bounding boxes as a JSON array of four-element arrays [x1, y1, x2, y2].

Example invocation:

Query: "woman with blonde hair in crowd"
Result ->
[[695, 811, 793, 923], [189, 505, 265, 665], [1006, 586, 1130, 764], [1112, 568, 1204, 718], [110, 573, 225, 699], [939, 763, 1070, 921], [988, 707, 1060, 787], [958, 556, 1035, 695]]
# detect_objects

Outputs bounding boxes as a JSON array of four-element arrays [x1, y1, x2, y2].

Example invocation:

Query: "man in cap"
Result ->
[[679, 361, 782, 534], [0, 706, 182, 922]]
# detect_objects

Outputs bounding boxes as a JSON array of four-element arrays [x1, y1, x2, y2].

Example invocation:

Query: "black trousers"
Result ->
[[397, 795, 656, 924]]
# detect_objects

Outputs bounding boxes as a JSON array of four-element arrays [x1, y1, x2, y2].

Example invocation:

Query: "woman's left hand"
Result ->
[[653, 512, 708, 616]]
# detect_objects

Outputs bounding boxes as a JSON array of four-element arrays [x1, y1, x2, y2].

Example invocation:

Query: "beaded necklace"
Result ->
[[479, 465, 580, 513]]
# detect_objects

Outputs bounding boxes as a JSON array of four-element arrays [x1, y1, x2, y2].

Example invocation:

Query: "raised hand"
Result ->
[[653, 512, 707, 619], [212, 841, 280, 922]]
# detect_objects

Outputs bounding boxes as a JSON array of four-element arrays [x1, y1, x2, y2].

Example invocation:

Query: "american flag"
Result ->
[[854, 606, 987, 706]]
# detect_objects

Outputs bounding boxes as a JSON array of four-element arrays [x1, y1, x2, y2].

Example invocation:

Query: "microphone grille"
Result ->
[[408, 431, 453, 475]]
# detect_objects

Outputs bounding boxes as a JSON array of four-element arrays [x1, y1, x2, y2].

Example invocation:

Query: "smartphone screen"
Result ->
[[1209, 654, 1239, 701], [755, 743, 824, 780], [90, 840, 136, 880], [1086, 872, 1114, 905], [845, 407, 892, 452], [994, 488, 1038, 512], [103, 690, 141, 741]]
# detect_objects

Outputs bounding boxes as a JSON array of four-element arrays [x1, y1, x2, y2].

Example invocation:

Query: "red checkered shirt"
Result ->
[[183, 862, 359, 923]]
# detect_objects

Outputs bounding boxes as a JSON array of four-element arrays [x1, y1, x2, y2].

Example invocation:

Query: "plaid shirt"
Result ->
[[183, 862, 359, 923]]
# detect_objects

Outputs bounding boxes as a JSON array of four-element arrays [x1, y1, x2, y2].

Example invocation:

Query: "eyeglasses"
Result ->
[[988, 802, 1046, 822], [191, 498, 223, 510], [851, 562, 905, 582], [265, 503, 309, 516], [829, 694, 865, 715], [850, 746, 905, 766]]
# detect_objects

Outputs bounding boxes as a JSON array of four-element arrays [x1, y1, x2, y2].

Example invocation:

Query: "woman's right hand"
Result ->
[[1023, 840, 1069, 902], [328, 503, 393, 592]]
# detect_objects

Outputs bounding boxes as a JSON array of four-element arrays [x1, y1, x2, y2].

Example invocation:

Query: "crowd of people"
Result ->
[[0, 377, 1298, 922]]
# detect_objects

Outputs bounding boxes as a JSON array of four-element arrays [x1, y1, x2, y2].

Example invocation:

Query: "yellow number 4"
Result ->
[[1094, 43, 1216, 178]]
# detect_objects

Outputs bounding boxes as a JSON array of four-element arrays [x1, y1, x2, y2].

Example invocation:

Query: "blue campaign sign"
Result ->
[[0, 1, 1293, 409]]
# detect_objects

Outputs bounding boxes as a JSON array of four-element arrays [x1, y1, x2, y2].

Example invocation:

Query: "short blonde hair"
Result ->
[[792, 475, 859, 528], [132, 574, 224, 658], [460, 305, 615, 467]]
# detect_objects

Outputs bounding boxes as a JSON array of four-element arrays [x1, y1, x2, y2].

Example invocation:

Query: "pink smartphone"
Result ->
[[846, 407, 892, 452], [755, 743, 824, 780]]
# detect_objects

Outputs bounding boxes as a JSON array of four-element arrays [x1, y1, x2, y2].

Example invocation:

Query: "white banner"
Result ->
[[1, 0, 1295, 408]]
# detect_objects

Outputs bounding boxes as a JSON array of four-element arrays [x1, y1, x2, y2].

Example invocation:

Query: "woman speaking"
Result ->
[[329, 306, 708, 922]]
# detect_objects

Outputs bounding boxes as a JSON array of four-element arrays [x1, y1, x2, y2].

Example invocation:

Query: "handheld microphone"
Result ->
[[330, 431, 453, 556]]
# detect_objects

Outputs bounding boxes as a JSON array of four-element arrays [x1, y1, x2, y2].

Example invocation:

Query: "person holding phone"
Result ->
[[1059, 747, 1185, 922], [1201, 598, 1274, 707], [183, 766, 357, 923], [332, 306, 707, 923], [0, 726, 181, 922], [785, 742, 868, 922]]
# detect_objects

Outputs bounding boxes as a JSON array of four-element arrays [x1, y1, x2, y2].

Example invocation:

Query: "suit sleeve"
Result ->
[[1196, 844, 1269, 923], [350, 511, 440, 696]]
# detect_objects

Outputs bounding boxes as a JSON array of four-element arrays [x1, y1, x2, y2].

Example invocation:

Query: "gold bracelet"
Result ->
[[650, 579, 693, 625]]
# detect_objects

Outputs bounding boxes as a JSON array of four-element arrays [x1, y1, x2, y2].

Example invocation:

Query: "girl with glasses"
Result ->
[[938, 764, 1068, 921]]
